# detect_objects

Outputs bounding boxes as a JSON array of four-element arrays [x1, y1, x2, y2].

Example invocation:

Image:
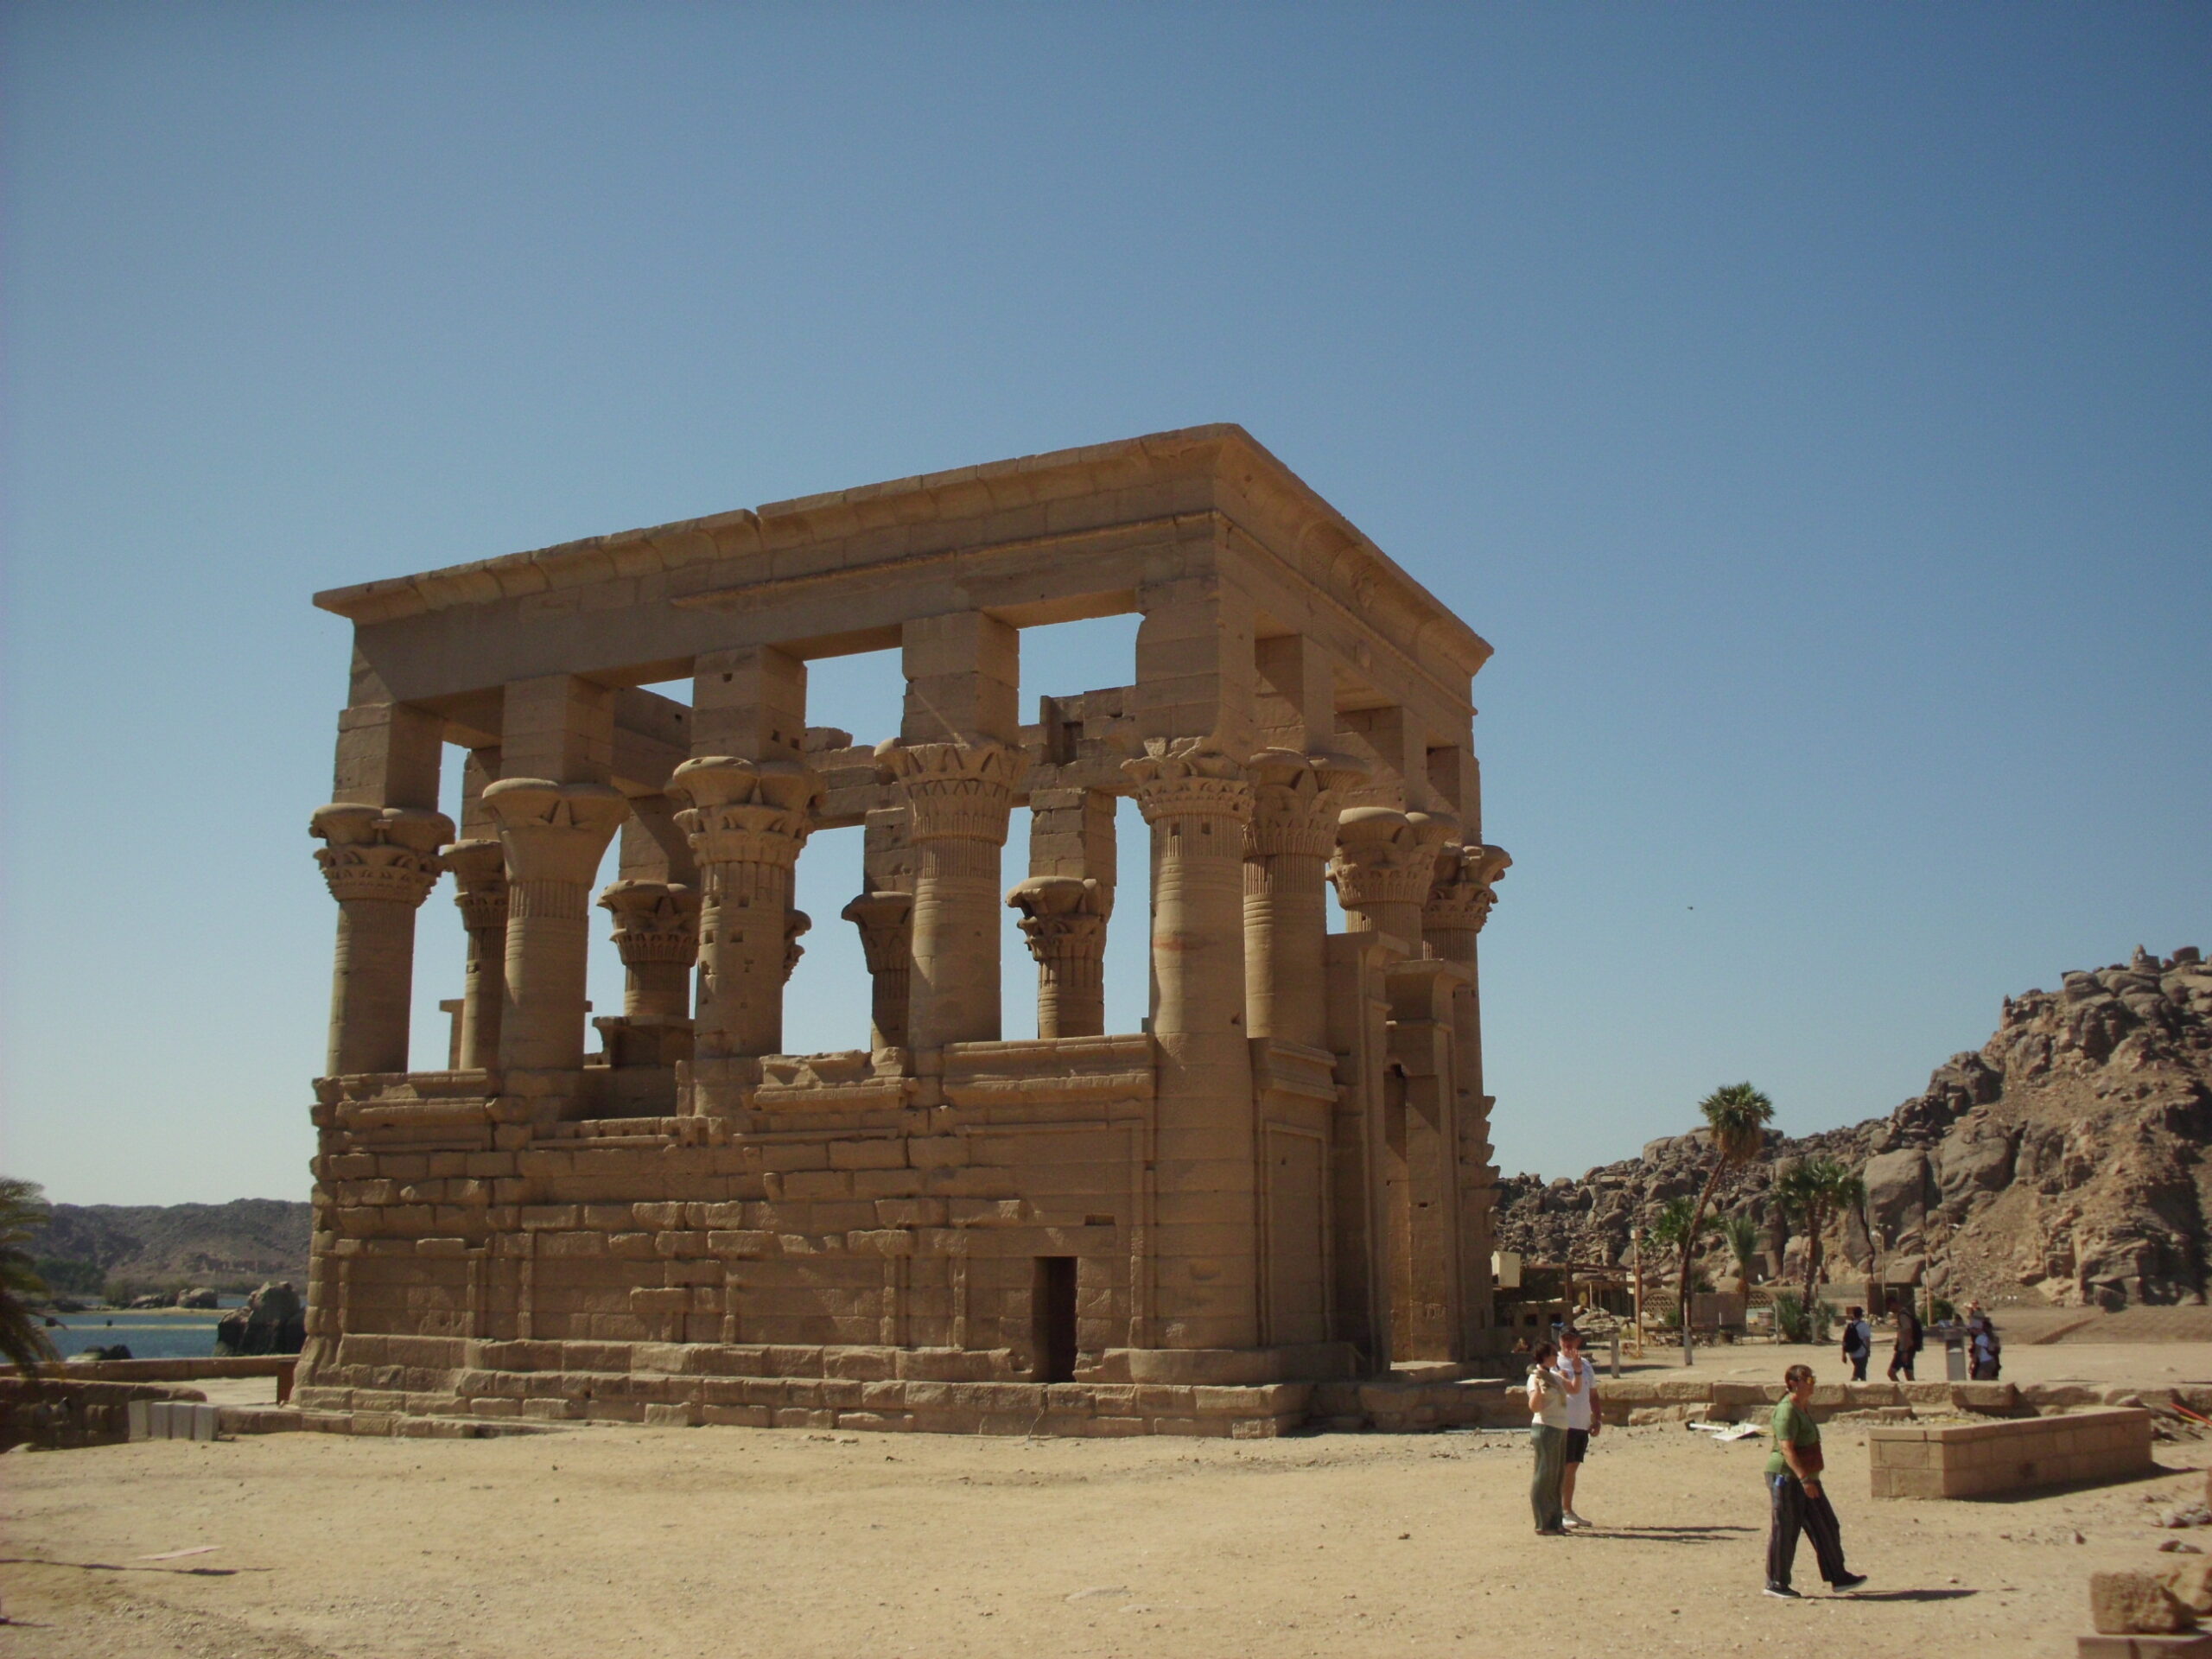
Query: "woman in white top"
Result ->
[[1526, 1339, 1570, 1535]]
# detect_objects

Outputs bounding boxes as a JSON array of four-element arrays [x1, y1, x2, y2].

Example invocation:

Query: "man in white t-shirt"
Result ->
[[1555, 1325, 1602, 1529]]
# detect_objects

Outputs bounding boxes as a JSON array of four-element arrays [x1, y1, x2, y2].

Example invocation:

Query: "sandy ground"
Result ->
[[5, 1343, 2207, 1659]]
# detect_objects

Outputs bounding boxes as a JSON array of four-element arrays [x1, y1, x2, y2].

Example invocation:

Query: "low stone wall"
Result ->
[[296, 1332, 1324, 1438], [1871, 1408, 2152, 1498], [33, 1356, 295, 1385], [0, 1376, 207, 1451], [296, 1370, 1314, 1438]]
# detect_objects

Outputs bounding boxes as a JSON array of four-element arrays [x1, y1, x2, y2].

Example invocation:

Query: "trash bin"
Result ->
[[1944, 1335, 1967, 1382]]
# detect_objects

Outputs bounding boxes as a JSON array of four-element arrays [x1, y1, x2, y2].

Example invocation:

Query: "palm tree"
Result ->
[[1676, 1084, 1776, 1361], [1775, 1155, 1867, 1311], [0, 1176, 60, 1380], [1718, 1213, 1762, 1287], [1647, 1197, 1716, 1324]]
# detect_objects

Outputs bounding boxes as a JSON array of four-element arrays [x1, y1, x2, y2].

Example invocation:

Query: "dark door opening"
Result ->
[[1034, 1256, 1078, 1384]]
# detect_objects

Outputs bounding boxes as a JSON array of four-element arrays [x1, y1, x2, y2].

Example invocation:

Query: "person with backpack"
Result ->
[[1840, 1306, 1872, 1381]]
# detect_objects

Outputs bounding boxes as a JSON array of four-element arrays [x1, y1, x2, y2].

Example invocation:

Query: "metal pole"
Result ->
[[1631, 1229, 1644, 1359]]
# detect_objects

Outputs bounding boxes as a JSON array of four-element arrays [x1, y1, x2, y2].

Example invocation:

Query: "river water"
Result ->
[[48, 1300, 245, 1362]]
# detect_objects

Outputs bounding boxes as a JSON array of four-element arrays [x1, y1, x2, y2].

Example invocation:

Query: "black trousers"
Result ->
[[1888, 1349, 1916, 1381], [1847, 1354, 1868, 1381], [1766, 1472, 1848, 1588]]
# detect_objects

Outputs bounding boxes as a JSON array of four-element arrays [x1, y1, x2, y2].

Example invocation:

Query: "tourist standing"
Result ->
[[1525, 1339, 1569, 1536], [1840, 1306, 1872, 1382], [1763, 1363, 1867, 1599], [1555, 1325, 1601, 1529], [1888, 1300, 1922, 1381], [1967, 1306, 2002, 1380]]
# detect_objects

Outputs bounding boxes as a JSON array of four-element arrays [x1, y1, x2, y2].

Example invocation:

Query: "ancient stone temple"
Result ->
[[297, 425, 1510, 1435]]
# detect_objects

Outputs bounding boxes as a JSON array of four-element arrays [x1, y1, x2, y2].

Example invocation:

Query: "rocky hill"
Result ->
[[29, 1198, 313, 1295], [1495, 945, 2212, 1309]]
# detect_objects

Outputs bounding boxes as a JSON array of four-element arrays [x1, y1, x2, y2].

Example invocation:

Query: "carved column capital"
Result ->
[[1329, 807, 1452, 915], [1005, 874, 1109, 1039], [841, 891, 913, 1051], [841, 892, 915, 974], [1123, 737, 1254, 827], [597, 880, 702, 967], [440, 837, 509, 1072], [1424, 842, 1512, 936], [1005, 875, 1108, 963], [1244, 747, 1367, 859], [480, 780, 631, 884], [668, 756, 820, 868], [783, 909, 811, 985], [309, 804, 454, 906], [874, 740, 1021, 842], [440, 838, 510, 932]]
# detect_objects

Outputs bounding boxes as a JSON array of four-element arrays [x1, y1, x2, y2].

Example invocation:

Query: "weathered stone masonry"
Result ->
[[299, 425, 1510, 1435]]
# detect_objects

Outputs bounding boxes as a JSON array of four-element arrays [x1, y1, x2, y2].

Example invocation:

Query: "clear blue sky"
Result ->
[[3, 3, 2205, 1207]]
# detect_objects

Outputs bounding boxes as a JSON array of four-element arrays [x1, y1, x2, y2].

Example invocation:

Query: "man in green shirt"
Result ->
[[1764, 1363, 1867, 1599]]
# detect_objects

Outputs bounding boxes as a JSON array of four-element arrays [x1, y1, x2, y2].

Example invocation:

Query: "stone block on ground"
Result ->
[[2093, 1572, 2197, 1636]]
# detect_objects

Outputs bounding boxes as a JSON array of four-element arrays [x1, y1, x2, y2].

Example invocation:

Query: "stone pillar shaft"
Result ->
[[842, 893, 914, 1051], [1243, 749, 1363, 1051], [483, 779, 629, 1074], [442, 839, 509, 1071], [876, 741, 1018, 1050], [1126, 739, 1256, 1351], [311, 804, 453, 1076], [1007, 876, 1108, 1039], [670, 756, 818, 1061], [598, 880, 700, 1020]]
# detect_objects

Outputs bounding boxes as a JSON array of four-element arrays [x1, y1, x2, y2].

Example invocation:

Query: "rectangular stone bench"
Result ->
[[1871, 1408, 2152, 1498]]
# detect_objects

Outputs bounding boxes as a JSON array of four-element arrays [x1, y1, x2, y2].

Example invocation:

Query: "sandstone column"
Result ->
[[841, 892, 914, 1050], [440, 839, 510, 1070], [309, 804, 454, 1075], [1126, 738, 1256, 1349], [481, 779, 631, 1072], [1421, 842, 1510, 973], [1006, 875, 1109, 1039], [668, 757, 818, 1060], [1006, 784, 1117, 1040], [876, 741, 1020, 1049], [1329, 807, 1451, 954], [598, 880, 700, 1021], [875, 610, 1020, 1052], [1426, 839, 1510, 1351], [1243, 747, 1365, 1049]]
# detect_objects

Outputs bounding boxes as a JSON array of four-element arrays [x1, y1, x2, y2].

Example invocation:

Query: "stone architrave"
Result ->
[[1125, 737, 1257, 1350], [1329, 807, 1452, 953], [310, 803, 454, 1076], [1006, 875, 1109, 1039], [840, 892, 914, 1051], [440, 839, 509, 1071], [668, 756, 820, 1060], [1243, 747, 1367, 1049], [480, 779, 631, 1074], [874, 740, 1020, 1051]]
